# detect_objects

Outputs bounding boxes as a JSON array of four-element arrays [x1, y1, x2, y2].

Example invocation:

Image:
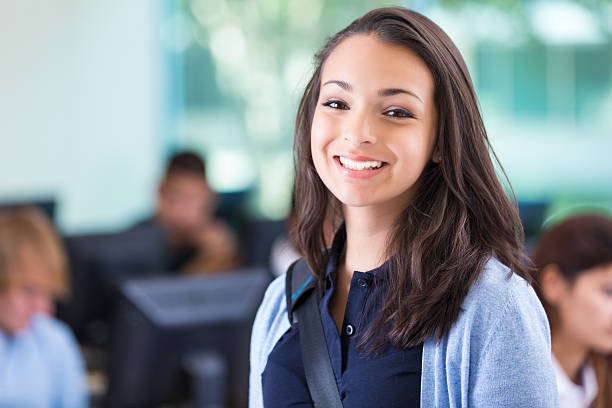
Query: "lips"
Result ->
[[333, 155, 388, 179], [338, 156, 383, 170]]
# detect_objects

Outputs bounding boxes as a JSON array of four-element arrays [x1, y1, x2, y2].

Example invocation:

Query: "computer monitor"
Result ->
[[58, 223, 167, 345], [106, 268, 270, 408]]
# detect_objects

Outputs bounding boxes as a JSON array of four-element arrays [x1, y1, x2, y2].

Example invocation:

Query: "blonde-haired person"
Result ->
[[0, 206, 87, 407], [531, 213, 612, 408]]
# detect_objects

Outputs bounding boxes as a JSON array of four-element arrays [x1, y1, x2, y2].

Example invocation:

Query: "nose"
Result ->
[[341, 109, 376, 146]]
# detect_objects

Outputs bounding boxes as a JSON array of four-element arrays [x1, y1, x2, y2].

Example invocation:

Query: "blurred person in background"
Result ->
[[0, 206, 87, 408], [270, 195, 300, 277], [531, 213, 612, 408], [270, 194, 336, 277], [134, 150, 241, 274]]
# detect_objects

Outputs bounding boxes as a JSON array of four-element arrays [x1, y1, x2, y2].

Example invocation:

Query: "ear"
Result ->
[[540, 264, 569, 305]]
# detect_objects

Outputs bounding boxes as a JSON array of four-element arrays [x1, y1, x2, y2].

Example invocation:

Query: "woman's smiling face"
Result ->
[[311, 34, 438, 214]]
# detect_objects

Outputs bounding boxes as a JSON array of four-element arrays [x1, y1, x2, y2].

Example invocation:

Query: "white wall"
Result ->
[[0, 0, 163, 233]]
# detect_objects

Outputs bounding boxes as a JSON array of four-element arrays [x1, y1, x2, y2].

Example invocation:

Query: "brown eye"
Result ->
[[322, 100, 349, 110], [383, 108, 414, 119]]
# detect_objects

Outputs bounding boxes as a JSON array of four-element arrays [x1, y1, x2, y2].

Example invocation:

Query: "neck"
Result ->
[[341, 204, 400, 274], [552, 331, 590, 384]]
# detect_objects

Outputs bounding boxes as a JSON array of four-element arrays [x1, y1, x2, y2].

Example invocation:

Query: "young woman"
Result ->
[[250, 7, 557, 407], [0, 206, 87, 408], [531, 214, 612, 408]]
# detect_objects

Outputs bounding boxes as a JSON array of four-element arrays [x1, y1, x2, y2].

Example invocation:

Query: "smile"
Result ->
[[333, 155, 388, 180], [338, 156, 385, 170]]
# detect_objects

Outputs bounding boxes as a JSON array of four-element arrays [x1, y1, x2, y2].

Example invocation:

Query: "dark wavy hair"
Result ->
[[531, 213, 612, 408], [291, 7, 530, 349]]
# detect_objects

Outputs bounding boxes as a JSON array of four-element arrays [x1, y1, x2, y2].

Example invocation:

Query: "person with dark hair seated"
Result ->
[[135, 151, 241, 274], [530, 213, 612, 408]]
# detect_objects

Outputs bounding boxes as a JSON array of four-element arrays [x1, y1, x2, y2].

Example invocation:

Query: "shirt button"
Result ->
[[357, 278, 368, 288], [345, 324, 355, 336]]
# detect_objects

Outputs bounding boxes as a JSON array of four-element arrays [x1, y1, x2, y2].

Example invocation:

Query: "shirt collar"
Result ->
[[324, 223, 346, 288], [552, 354, 598, 407], [324, 223, 388, 289]]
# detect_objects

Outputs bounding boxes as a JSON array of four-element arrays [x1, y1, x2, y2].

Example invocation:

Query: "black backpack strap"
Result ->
[[285, 258, 317, 326], [285, 258, 343, 408]]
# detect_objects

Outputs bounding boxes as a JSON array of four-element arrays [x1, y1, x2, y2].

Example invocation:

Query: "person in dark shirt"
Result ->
[[137, 151, 241, 273], [250, 7, 557, 407]]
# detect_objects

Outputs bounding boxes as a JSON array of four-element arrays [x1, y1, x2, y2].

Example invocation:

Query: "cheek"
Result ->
[[311, 109, 341, 144], [0, 291, 24, 313], [579, 292, 612, 322], [560, 291, 612, 340], [310, 115, 334, 171], [0, 291, 32, 331], [389, 137, 433, 175]]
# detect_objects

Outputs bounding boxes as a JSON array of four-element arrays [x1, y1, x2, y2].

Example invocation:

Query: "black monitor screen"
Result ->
[[106, 268, 270, 408], [59, 223, 166, 345]]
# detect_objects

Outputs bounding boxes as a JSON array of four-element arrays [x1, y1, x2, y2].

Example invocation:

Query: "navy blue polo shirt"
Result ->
[[262, 226, 422, 407]]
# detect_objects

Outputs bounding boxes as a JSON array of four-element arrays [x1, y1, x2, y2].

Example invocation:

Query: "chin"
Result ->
[[335, 195, 379, 208], [8, 323, 30, 335], [329, 186, 375, 206]]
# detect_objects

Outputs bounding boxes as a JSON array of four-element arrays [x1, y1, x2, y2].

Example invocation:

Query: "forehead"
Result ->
[[574, 262, 612, 287], [321, 34, 433, 95], [164, 173, 208, 191], [584, 262, 612, 279], [11, 249, 56, 289]]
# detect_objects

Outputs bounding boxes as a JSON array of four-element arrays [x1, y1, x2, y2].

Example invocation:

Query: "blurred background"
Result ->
[[1, 0, 611, 234], [1, 0, 611, 406]]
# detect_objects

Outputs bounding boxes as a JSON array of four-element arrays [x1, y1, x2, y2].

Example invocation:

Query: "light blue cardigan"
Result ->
[[249, 258, 559, 407]]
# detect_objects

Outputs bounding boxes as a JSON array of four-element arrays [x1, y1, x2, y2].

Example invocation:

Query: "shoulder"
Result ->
[[30, 315, 85, 376], [421, 258, 557, 407], [251, 273, 289, 348], [249, 274, 292, 408], [468, 257, 529, 303], [450, 257, 550, 353], [31, 314, 80, 353], [31, 315, 88, 406], [462, 257, 544, 324]]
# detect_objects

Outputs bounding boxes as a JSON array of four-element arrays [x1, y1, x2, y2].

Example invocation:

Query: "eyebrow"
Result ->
[[322, 80, 423, 103], [322, 80, 352, 92], [378, 88, 423, 103]]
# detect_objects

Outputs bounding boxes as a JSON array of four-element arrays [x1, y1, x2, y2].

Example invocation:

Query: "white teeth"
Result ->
[[339, 156, 383, 170]]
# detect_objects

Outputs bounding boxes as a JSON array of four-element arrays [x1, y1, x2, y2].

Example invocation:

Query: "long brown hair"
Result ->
[[292, 7, 529, 349], [531, 213, 612, 408]]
